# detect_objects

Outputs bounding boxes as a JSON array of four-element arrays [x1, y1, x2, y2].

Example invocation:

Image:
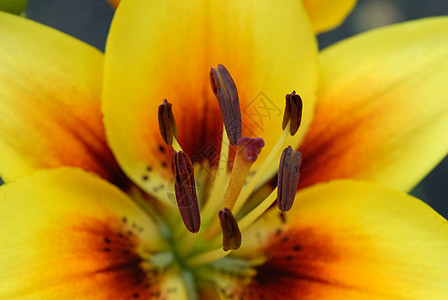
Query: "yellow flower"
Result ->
[[1, 0, 448, 299]]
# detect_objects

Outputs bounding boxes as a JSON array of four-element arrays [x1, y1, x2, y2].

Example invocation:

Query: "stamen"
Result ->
[[201, 125, 231, 226], [186, 247, 230, 267], [238, 187, 278, 232], [171, 151, 201, 233], [282, 91, 303, 135], [219, 208, 242, 251], [210, 64, 242, 145], [277, 146, 302, 212], [158, 99, 178, 146]]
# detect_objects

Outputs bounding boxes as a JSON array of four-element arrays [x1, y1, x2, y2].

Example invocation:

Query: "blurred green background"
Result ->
[[6, 0, 448, 216]]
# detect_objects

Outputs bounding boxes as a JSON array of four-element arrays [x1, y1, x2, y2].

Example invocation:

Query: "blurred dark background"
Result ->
[[15, 0, 448, 216]]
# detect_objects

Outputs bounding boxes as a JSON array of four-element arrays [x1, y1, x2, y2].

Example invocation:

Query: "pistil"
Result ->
[[221, 137, 265, 211], [204, 137, 264, 240]]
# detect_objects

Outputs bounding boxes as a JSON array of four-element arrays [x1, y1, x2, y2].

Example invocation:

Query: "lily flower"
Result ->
[[1, 0, 448, 299]]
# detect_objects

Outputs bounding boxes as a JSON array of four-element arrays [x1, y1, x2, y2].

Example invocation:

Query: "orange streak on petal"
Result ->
[[231, 180, 448, 299], [0, 168, 170, 298], [52, 216, 153, 297], [0, 13, 129, 189], [245, 226, 373, 299], [297, 89, 385, 189], [299, 18, 448, 191]]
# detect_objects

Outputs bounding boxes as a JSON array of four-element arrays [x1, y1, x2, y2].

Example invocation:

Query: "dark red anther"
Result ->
[[218, 208, 242, 251], [210, 64, 242, 145], [277, 146, 302, 212], [170, 151, 201, 233], [158, 99, 178, 146], [282, 91, 303, 135], [237, 137, 265, 162]]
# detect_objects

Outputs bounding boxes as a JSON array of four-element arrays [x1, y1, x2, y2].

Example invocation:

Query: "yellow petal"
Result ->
[[105, 0, 355, 34], [0, 12, 129, 189], [103, 0, 318, 198], [0, 167, 189, 299], [223, 180, 448, 299], [302, 0, 357, 33], [299, 17, 448, 191]]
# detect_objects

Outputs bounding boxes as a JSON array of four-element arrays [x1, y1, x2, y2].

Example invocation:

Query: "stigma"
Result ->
[[158, 64, 303, 256]]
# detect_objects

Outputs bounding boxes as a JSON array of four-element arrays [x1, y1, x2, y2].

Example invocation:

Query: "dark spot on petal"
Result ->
[[161, 162, 167, 168], [70, 217, 157, 298], [275, 228, 282, 236], [159, 145, 165, 153], [133, 293, 140, 298], [142, 175, 149, 181], [128, 230, 133, 236], [122, 217, 128, 223], [132, 223, 137, 229], [279, 213, 286, 224], [249, 227, 346, 298], [138, 227, 144, 233], [147, 166, 152, 171]]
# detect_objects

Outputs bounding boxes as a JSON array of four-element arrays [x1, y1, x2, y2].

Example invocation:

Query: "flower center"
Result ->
[[146, 64, 303, 294]]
